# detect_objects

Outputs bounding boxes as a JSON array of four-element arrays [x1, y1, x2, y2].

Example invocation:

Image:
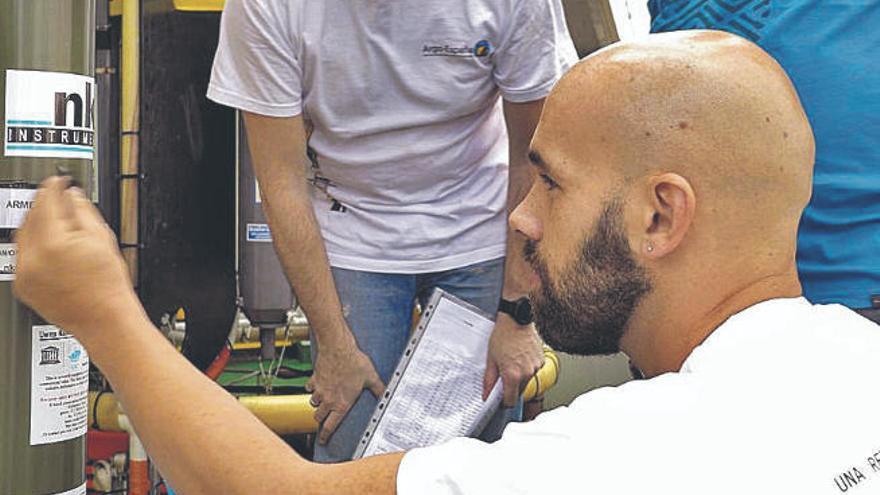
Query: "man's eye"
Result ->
[[539, 173, 559, 190]]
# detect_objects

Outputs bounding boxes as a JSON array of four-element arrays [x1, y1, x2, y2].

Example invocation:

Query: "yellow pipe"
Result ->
[[232, 340, 294, 351], [89, 391, 318, 434], [120, 0, 140, 284], [238, 395, 318, 435], [522, 347, 560, 402], [172, 0, 225, 11]]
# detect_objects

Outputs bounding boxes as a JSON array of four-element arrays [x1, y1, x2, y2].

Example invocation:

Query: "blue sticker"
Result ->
[[246, 223, 273, 242]]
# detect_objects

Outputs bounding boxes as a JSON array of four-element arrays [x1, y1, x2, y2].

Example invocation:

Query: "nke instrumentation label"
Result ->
[[30, 325, 89, 446], [0, 243, 16, 281], [4, 69, 96, 159]]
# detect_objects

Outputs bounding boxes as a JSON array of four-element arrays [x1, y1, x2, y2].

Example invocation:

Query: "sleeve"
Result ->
[[492, 0, 579, 103], [206, 0, 303, 117]]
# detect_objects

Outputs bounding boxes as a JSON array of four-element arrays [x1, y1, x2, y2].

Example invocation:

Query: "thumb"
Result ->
[[367, 370, 385, 399], [483, 360, 499, 401]]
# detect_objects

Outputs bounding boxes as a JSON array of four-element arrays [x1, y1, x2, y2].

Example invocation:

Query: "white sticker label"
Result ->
[[50, 482, 87, 495], [4, 69, 96, 159], [246, 223, 272, 242], [0, 242, 16, 281], [30, 325, 89, 446], [0, 187, 37, 229]]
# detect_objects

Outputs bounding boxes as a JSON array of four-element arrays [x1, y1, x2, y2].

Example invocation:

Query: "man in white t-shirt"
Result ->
[[206, 0, 578, 461], [14, 31, 880, 494]]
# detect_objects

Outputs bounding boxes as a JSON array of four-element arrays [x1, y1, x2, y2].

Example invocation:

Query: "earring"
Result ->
[[647, 243, 654, 253]]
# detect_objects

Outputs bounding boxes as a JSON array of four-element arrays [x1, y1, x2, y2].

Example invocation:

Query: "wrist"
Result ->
[[497, 296, 534, 326], [313, 323, 357, 355], [77, 301, 153, 366]]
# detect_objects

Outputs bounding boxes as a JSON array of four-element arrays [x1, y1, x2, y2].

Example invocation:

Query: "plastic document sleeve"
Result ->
[[353, 288, 503, 459]]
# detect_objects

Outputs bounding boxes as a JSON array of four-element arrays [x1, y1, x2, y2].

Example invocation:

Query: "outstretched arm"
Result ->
[[13, 178, 401, 495]]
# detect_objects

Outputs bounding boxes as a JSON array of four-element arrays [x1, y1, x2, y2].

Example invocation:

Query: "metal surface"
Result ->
[[238, 119, 295, 327], [0, 0, 94, 492], [138, 0, 236, 370]]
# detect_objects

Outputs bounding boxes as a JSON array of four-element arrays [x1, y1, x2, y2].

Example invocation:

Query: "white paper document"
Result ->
[[354, 289, 503, 458]]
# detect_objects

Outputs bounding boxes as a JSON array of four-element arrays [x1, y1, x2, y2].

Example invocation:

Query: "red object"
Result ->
[[205, 344, 231, 380], [87, 429, 129, 490], [129, 459, 151, 495], [87, 429, 129, 463]]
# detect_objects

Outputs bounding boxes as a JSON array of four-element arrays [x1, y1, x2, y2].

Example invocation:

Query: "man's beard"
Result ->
[[524, 199, 652, 356]]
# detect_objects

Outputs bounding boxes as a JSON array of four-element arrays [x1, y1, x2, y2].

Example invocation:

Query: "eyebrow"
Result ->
[[528, 150, 547, 169]]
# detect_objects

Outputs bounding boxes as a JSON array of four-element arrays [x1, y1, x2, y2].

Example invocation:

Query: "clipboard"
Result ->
[[353, 288, 503, 459]]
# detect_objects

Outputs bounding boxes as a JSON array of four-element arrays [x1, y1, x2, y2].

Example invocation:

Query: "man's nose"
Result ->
[[510, 191, 543, 242]]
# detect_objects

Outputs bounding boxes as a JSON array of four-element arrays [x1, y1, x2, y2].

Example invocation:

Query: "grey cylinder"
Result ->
[[0, 1, 95, 494], [238, 114, 295, 327]]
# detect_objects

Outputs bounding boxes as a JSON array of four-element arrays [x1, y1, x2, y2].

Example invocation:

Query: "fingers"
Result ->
[[483, 362, 499, 401], [21, 177, 71, 241], [304, 377, 316, 393], [66, 187, 107, 235], [319, 411, 345, 445], [501, 370, 520, 407], [314, 401, 332, 426], [366, 371, 386, 399], [309, 389, 323, 408]]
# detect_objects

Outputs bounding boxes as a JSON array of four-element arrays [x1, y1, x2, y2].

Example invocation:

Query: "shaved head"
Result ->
[[543, 30, 814, 230], [512, 31, 815, 374]]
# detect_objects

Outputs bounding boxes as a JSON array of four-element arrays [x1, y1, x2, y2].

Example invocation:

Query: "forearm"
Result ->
[[259, 184, 353, 349], [13, 177, 400, 494], [243, 112, 353, 350]]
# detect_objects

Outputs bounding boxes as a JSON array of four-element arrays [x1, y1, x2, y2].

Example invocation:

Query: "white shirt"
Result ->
[[399, 298, 880, 494], [208, 0, 577, 273]]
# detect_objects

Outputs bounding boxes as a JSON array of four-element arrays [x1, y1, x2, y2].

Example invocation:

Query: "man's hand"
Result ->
[[483, 313, 544, 407], [307, 340, 385, 444], [14, 177, 140, 339]]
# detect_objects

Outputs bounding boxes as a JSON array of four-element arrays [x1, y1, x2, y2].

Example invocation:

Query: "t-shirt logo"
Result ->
[[422, 39, 492, 58], [474, 40, 491, 57]]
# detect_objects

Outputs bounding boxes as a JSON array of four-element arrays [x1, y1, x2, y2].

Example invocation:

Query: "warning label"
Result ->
[[0, 242, 16, 281], [50, 482, 87, 495], [30, 325, 89, 446], [4, 69, 96, 160], [246, 223, 273, 242], [0, 187, 37, 229]]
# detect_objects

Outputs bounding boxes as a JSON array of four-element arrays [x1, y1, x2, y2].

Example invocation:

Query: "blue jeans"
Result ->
[[312, 257, 522, 462]]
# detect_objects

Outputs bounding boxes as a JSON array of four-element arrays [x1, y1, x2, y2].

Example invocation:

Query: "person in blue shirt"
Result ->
[[648, 0, 880, 323]]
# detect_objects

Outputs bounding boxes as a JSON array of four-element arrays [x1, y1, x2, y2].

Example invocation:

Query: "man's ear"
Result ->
[[639, 173, 696, 258]]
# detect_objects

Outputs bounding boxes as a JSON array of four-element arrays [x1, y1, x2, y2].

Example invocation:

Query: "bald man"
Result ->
[[13, 31, 880, 494]]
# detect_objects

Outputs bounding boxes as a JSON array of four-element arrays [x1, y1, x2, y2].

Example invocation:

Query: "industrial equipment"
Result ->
[[0, 1, 96, 493]]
